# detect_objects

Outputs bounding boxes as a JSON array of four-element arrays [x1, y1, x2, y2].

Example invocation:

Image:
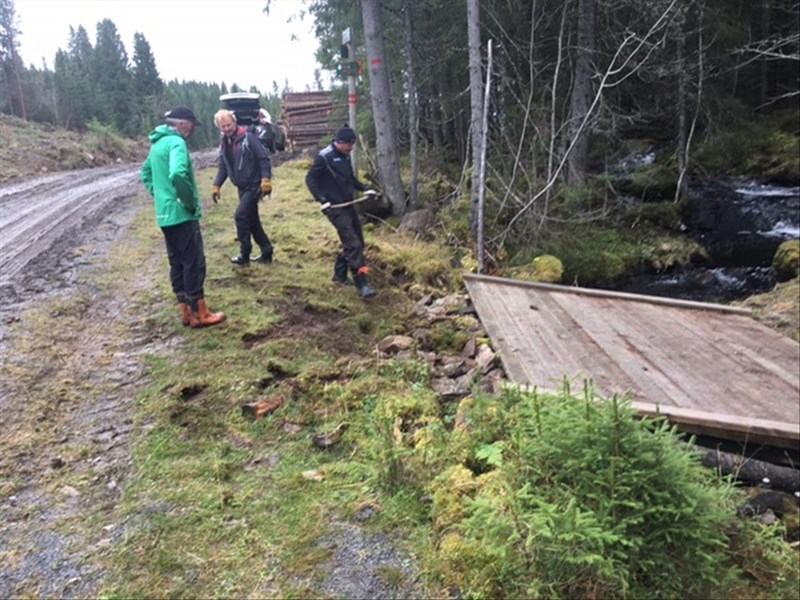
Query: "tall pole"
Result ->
[[477, 40, 492, 274], [343, 27, 358, 175]]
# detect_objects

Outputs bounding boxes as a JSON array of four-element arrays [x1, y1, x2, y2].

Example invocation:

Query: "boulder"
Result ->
[[376, 335, 415, 354], [398, 209, 433, 234], [474, 344, 496, 373], [772, 239, 800, 282]]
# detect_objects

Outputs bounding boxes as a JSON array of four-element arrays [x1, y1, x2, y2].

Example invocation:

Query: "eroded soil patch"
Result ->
[[245, 301, 352, 355]]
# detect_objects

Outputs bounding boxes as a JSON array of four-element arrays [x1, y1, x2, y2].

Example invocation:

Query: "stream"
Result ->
[[604, 180, 800, 303]]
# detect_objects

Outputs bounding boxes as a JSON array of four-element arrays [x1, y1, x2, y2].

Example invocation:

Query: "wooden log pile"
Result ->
[[280, 92, 341, 151]]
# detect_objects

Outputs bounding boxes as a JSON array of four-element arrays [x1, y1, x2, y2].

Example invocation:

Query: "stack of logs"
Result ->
[[280, 92, 341, 151]]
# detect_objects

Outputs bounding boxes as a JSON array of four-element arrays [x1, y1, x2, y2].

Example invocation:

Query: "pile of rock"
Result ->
[[374, 293, 506, 399]]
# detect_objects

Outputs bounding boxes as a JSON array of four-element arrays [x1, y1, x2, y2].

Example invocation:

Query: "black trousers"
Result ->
[[162, 219, 206, 307], [328, 206, 365, 275], [235, 184, 272, 257]]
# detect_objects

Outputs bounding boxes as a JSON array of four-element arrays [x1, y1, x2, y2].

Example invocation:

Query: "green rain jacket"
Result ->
[[140, 125, 201, 227]]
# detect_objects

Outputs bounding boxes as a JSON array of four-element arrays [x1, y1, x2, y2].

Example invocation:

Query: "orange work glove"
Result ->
[[260, 178, 272, 195], [211, 185, 220, 203]]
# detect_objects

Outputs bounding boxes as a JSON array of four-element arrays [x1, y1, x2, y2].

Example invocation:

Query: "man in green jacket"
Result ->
[[141, 106, 225, 328]]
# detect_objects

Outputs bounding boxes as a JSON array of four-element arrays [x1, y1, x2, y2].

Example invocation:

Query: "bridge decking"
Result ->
[[464, 273, 800, 449]]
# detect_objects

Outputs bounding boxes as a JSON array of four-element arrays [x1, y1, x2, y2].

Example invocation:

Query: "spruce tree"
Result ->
[[0, 0, 27, 118], [91, 18, 133, 135], [53, 25, 94, 129], [132, 32, 163, 134]]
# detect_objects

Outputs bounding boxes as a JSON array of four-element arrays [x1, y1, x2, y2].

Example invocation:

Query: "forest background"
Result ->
[[1, 1, 799, 597], [1, 0, 798, 283]]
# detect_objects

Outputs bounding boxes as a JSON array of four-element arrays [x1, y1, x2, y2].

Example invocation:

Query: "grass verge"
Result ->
[[100, 158, 458, 597]]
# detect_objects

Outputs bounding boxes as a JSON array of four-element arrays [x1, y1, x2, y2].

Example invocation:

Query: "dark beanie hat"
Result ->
[[164, 106, 202, 126], [335, 125, 356, 143]]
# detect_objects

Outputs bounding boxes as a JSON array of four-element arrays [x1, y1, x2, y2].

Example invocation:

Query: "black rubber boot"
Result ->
[[253, 247, 273, 264], [231, 254, 250, 265], [332, 259, 352, 285], [354, 274, 377, 298]]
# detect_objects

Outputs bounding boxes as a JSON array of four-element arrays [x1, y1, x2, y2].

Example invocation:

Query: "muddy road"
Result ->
[[0, 151, 216, 319], [0, 149, 421, 599], [0, 153, 213, 598]]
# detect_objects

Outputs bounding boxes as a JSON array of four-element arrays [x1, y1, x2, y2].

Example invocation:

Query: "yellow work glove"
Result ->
[[211, 185, 220, 203], [260, 178, 272, 195]]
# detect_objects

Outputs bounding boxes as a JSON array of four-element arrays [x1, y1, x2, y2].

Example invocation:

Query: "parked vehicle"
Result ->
[[219, 92, 285, 153]]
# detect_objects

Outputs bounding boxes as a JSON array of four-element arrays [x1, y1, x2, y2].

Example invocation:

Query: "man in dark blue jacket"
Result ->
[[212, 109, 274, 265], [305, 125, 377, 298]]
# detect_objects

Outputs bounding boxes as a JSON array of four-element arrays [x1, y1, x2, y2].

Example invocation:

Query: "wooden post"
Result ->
[[477, 40, 493, 273]]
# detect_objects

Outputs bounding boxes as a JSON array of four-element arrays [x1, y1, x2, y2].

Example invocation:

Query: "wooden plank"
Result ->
[[464, 273, 800, 449], [464, 273, 753, 315], [631, 302, 798, 420], [691, 310, 800, 387], [630, 401, 799, 449], [547, 292, 684, 405], [607, 299, 760, 415], [526, 290, 631, 390], [467, 279, 617, 390], [465, 280, 551, 383]]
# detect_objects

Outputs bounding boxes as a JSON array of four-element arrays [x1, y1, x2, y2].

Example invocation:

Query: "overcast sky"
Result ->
[[14, 0, 326, 92]]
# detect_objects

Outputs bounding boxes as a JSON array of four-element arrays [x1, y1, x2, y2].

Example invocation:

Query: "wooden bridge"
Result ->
[[464, 274, 800, 450]]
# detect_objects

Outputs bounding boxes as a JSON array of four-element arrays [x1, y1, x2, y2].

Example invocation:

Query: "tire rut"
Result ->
[[0, 155, 212, 597]]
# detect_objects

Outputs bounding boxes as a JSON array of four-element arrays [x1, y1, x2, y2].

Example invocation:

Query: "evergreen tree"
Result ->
[[132, 32, 163, 134], [91, 18, 133, 134], [53, 25, 94, 129], [0, 0, 27, 118]]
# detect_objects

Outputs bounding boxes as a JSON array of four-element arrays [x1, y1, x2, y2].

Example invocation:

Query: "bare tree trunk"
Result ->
[[543, 1, 571, 229], [675, 4, 688, 202], [759, 0, 771, 107], [467, 0, 483, 233], [698, 446, 800, 493], [402, 0, 419, 211], [12, 59, 25, 119], [477, 40, 493, 274], [674, 1, 704, 204], [360, 0, 406, 216], [430, 89, 444, 158], [566, 0, 596, 185]]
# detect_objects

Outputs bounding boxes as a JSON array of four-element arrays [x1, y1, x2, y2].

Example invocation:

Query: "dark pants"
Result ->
[[162, 219, 206, 309], [235, 184, 272, 257], [328, 206, 365, 276]]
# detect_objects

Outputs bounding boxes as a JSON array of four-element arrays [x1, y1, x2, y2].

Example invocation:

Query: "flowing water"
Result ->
[[605, 181, 799, 303]]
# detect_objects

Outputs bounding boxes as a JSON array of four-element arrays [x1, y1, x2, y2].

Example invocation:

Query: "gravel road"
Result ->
[[0, 151, 218, 315], [0, 151, 422, 598], [0, 152, 215, 598]]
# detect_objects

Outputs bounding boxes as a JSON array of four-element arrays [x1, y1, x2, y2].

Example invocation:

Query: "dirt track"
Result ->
[[0, 150, 414, 599], [0, 153, 214, 597], [0, 152, 217, 315]]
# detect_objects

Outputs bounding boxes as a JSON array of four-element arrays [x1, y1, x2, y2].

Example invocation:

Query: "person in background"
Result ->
[[140, 106, 226, 328], [305, 125, 377, 298], [255, 108, 276, 153], [211, 109, 274, 265]]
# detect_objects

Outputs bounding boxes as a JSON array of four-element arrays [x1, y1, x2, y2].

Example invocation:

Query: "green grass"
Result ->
[[47, 157, 792, 599], [98, 160, 456, 597]]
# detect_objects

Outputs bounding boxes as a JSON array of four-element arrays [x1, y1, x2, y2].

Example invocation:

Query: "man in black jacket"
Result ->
[[212, 109, 274, 265], [305, 125, 377, 298]]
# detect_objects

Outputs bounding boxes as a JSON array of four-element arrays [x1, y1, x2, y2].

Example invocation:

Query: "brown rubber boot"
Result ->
[[178, 303, 192, 327], [190, 298, 226, 328]]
